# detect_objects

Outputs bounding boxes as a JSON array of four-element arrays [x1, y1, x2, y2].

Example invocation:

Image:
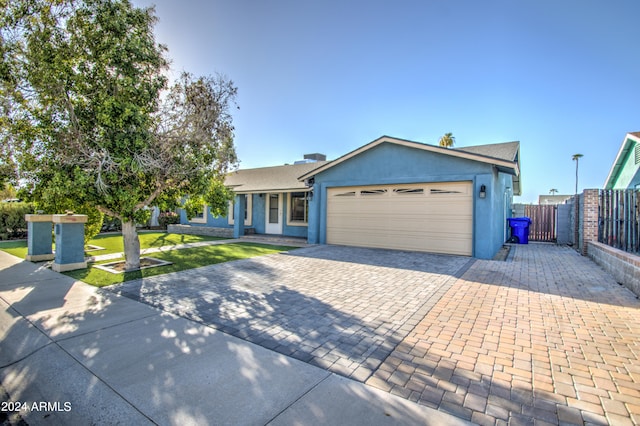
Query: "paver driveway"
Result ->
[[109, 243, 640, 425], [110, 245, 473, 380]]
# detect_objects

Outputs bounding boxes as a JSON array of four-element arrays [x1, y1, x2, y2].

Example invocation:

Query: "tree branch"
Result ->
[[134, 183, 166, 211], [95, 205, 121, 220]]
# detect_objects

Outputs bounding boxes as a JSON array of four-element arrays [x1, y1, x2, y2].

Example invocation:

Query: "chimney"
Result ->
[[304, 153, 326, 161]]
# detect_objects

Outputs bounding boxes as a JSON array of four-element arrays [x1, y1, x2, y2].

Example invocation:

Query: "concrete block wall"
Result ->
[[511, 204, 525, 217], [167, 224, 234, 238], [587, 241, 640, 298]]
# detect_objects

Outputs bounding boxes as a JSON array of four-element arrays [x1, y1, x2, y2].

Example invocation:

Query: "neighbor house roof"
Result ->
[[538, 194, 573, 205], [225, 161, 328, 193], [604, 132, 640, 189], [298, 136, 522, 194]]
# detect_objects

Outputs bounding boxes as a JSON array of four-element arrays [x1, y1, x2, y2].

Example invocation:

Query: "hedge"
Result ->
[[0, 202, 34, 240], [158, 211, 180, 230]]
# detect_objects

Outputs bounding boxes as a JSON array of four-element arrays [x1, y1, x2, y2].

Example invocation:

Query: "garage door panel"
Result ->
[[327, 182, 473, 256]]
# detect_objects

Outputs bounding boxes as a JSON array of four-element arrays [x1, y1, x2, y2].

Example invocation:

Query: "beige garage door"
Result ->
[[326, 181, 473, 255]]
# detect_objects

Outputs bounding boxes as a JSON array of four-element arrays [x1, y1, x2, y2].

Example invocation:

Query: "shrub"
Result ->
[[158, 211, 180, 229], [81, 206, 104, 245], [0, 202, 34, 240], [101, 216, 122, 232]]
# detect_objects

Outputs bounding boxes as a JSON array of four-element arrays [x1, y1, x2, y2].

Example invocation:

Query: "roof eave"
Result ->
[[604, 133, 640, 189], [232, 187, 311, 194]]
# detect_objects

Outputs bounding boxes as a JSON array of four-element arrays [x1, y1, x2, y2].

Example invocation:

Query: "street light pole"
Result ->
[[572, 153, 583, 194]]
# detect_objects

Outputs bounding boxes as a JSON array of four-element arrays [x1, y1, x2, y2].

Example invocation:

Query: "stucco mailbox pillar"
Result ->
[[52, 214, 88, 272], [25, 214, 55, 262]]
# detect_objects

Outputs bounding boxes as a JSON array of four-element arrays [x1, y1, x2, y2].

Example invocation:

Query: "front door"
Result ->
[[265, 193, 283, 234]]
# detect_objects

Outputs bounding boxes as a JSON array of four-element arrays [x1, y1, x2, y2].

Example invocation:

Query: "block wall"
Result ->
[[587, 241, 640, 297]]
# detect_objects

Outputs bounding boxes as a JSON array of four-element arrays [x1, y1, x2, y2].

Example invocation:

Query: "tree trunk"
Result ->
[[122, 220, 141, 271]]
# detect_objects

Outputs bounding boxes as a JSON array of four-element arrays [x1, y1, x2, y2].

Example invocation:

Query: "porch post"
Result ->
[[233, 194, 245, 238]]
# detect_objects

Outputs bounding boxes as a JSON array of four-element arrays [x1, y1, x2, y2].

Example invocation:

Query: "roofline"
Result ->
[[298, 135, 520, 181], [604, 133, 640, 189], [232, 188, 311, 194]]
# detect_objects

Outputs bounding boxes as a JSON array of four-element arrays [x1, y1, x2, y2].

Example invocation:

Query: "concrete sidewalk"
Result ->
[[0, 251, 469, 425]]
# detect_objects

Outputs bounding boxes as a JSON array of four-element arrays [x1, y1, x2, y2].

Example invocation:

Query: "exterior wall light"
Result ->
[[479, 184, 487, 199]]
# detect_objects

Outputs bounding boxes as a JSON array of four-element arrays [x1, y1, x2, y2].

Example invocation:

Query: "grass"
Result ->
[[0, 231, 228, 259], [0, 240, 29, 258], [64, 242, 296, 287]]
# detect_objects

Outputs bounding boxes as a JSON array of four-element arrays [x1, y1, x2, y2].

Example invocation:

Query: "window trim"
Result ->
[[286, 191, 309, 227], [189, 205, 208, 224]]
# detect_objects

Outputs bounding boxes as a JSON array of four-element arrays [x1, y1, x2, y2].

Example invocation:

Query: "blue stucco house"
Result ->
[[604, 131, 640, 189], [178, 135, 521, 259]]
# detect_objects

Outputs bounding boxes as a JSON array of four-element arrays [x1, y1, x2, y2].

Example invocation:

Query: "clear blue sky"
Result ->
[[133, 0, 639, 203]]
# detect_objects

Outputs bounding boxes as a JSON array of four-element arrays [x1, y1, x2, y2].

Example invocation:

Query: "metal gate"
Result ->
[[523, 205, 557, 242]]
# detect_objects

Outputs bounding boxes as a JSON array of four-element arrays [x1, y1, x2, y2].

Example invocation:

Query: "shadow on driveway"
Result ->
[[108, 245, 474, 380]]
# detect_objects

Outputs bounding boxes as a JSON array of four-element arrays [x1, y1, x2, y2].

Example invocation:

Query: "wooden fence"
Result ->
[[524, 204, 557, 242], [599, 189, 640, 253]]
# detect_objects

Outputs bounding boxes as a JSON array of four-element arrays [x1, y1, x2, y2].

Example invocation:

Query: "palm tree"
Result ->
[[572, 154, 583, 194], [549, 188, 559, 195], [438, 133, 455, 148]]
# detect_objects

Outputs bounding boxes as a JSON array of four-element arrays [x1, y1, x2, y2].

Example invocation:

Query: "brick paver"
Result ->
[[366, 244, 640, 425], [109, 245, 472, 378], [108, 242, 640, 425]]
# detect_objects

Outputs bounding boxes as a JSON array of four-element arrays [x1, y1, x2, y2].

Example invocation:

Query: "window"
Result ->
[[635, 144, 640, 165], [190, 205, 207, 224], [430, 188, 463, 195], [393, 188, 424, 195], [228, 195, 252, 226], [268, 194, 279, 224], [287, 192, 309, 226], [360, 189, 387, 196]]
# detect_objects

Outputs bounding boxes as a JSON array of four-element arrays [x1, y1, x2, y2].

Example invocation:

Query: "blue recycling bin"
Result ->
[[507, 217, 532, 244]]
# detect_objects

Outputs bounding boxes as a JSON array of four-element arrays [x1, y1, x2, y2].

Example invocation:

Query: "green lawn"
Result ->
[[64, 242, 296, 287], [0, 231, 228, 259], [0, 240, 29, 258]]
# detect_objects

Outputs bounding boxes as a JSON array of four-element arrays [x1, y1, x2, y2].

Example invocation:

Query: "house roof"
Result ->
[[455, 141, 520, 163], [298, 136, 522, 195], [538, 194, 573, 205], [604, 132, 640, 189], [225, 161, 328, 193]]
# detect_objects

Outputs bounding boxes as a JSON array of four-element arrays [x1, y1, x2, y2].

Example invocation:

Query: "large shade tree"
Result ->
[[1, 0, 238, 269]]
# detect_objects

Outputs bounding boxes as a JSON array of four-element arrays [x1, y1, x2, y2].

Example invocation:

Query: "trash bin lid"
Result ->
[[508, 217, 531, 224]]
